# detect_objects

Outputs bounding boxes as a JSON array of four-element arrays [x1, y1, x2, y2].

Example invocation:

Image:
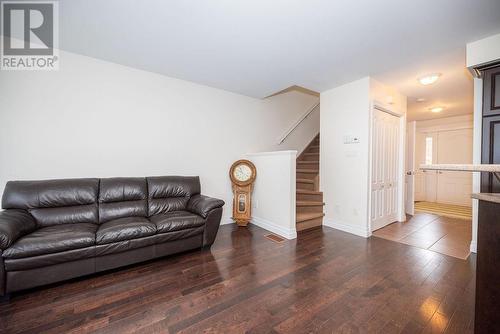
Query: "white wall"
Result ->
[[0, 49, 319, 225], [320, 77, 406, 237], [247, 150, 297, 239], [416, 114, 473, 132], [320, 78, 371, 237], [278, 104, 320, 155]]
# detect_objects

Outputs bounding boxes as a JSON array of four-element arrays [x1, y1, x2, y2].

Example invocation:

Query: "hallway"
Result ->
[[372, 213, 471, 259]]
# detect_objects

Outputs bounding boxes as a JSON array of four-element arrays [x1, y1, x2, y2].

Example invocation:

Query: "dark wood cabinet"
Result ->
[[475, 199, 500, 334], [481, 115, 500, 192], [482, 67, 500, 117], [477, 63, 500, 334], [481, 65, 500, 193]]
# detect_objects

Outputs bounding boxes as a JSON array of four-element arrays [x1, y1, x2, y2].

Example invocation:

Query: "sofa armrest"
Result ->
[[0, 209, 37, 250], [187, 195, 225, 219]]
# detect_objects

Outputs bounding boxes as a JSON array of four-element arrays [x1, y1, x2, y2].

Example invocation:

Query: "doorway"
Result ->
[[381, 116, 474, 259], [414, 127, 473, 217]]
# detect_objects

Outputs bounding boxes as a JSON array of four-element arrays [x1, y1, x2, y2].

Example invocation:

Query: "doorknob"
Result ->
[[406, 171, 413, 176]]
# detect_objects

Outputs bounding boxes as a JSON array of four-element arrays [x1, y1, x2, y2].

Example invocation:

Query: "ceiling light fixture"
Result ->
[[429, 106, 444, 113], [416, 98, 426, 103], [418, 73, 441, 85]]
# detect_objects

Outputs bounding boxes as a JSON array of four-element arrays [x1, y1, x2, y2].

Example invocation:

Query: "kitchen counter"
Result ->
[[420, 164, 500, 172], [472, 193, 500, 204]]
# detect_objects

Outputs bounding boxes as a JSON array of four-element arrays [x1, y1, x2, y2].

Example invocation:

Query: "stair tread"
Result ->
[[296, 190, 323, 194], [297, 161, 319, 164], [303, 152, 319, 155], [296, 212, 325, 223], [296, 168, 319, 173], [296, 178, 314, 184], [297, 201, 325, 206]]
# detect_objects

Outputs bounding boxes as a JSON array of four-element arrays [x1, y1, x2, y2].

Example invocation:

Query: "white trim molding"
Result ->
[[251, 216, 297, 239], [470, 240, 477, 253], [221, 217, 235, 225], [323, 219, 371, 238]]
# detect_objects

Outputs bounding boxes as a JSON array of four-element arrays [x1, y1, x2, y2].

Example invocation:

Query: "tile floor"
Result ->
[[372, 212, 472, 259]]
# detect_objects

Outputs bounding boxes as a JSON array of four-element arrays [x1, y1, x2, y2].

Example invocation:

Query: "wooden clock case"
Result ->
[[229, 159, 257, 226]]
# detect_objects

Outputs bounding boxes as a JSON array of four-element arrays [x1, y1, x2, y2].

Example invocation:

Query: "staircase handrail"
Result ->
[[278, 102, 320, 145]]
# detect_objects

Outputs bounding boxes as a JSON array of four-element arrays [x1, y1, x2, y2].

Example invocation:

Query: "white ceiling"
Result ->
[[375, 48, 475, 121], [59, 0, 500, 117]]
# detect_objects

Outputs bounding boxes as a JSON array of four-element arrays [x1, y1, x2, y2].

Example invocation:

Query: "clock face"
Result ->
[[233, 164, 252, 182]]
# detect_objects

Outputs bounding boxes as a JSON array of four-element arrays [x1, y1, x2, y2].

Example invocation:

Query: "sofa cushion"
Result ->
[[1, 178, 99, 227], [2, 223, 97, 259], [98, 177, 147, 223], [150, 210, 205, 234], [95, 235, 157, 256], [96, 217, 156, 245], [147, 176, 200, 216], [4, 247, 95, 271]]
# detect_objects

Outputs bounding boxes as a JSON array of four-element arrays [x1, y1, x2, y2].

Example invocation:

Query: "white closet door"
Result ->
[[371, 109, 400, 231]]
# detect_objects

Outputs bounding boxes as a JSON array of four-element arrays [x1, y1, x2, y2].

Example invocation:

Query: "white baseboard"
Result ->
[[323, 219, 370, 238], [470, 240, 477, 253], [250, 216, 297, 240], [220, 217, 235, 225]]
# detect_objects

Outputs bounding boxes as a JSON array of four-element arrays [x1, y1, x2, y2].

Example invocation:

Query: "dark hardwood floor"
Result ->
[[0, 218, 475, 333]]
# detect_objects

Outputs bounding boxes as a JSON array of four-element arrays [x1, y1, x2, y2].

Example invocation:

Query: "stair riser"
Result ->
[[296, 217, 323, 231], [296, 172, 317, 180], [296, 193, 323, 201], [297, 182, 314, 191], [307, 147, 319, 153], [297, 162, 319, 169], [300, 155, 319, 162], [297, 205, 324, 214]]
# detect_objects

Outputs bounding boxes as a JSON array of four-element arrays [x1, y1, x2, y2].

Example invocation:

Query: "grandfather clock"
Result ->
[[229, 159, 256, 226]]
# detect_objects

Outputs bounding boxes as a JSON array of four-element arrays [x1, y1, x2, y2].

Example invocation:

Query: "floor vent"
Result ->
[[265, 234, 285, 243]]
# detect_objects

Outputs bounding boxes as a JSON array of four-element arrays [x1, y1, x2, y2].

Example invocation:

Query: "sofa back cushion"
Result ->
[[147, 176, 200, 216], [2, 178, 99, 227], [98, 177, 147, 223]]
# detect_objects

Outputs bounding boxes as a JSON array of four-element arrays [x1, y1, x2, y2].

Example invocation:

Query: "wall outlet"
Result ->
[[253, 200, 258, 209]]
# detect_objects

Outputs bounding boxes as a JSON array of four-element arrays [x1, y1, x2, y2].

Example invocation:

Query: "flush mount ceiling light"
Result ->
[[429, 106, 444, 113], [418, 73, 441, 85], [416, 98, 426, 103]]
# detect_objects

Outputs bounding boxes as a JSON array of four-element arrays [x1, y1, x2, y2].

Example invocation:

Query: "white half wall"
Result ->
[[0, 49, 319, 226], [246, 151, 297, 239]]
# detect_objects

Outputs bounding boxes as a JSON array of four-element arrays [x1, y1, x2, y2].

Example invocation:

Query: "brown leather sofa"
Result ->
[[0, 176, 224, 298]]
